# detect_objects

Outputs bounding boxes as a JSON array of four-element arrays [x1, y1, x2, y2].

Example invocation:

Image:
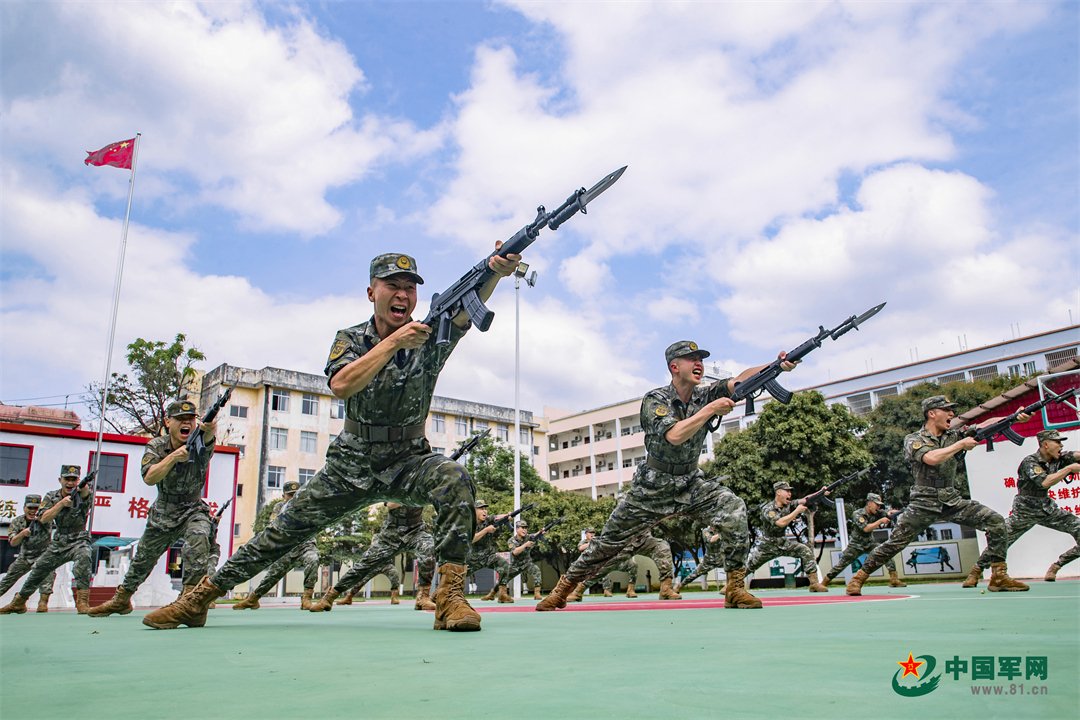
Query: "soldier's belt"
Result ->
[[156, 491, 202, 504], [646, 457, 698, 476], [914, 477, 949, 489], [343, 419, 426, 442]]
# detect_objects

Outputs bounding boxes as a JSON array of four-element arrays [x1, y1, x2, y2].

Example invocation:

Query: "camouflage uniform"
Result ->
[[503, 532, 543, 591], [828, 505, 898, 577], [973, 448, 1080, 572], [561, 376, 749, 585], [117, 431, 215, 593], [208, 312, 476, 593], [334, 505, 435, 594], [0, 511, 56, 597], [858, 426, 1008, 574], [746, 499, 820, 575], [677, 527, 725, 587], [17, 485, 95, 592], [468, 522, 512, 584], [248, 496, 321, 596]]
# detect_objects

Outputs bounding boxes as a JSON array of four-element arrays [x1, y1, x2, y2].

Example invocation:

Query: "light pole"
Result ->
[[513, 262, 537, 599]]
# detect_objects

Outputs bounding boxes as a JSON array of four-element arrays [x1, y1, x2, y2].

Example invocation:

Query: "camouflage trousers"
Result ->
[[861, 486, 1007, 574], [121, 501, 213, 592], [974, 497, 1080, 570], [601, 556, 637, 592], [502, 556, 543, 590], [747, 537, 819, 575], [828, 541, 897, 578], [680, 549, 724, 586], [565, 470, 748, 585], [337, 517, 434, 594], [16, 534, 93, 593], [469, 549, 511, 586], [212, 445, 474, 591], [0, 551, 55, 597], [207, 533, 222, 574], [252, 541, 320, 596]]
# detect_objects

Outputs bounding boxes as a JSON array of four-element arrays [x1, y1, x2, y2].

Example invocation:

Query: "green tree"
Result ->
[[462, 432, 547, 500], [85, 333, 205, 436], [252, 497, 380, 568]]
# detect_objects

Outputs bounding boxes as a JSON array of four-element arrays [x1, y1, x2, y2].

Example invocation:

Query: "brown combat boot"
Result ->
[[566, 582, 586, 602], [432, 563, 481, 631], [0, 594, 29, 614], [987, 562, 1029, 592], [389, 588, 401, 605], [336, 589, 356, 605], [143, 576, 222, 629], [626, 584, 639, 598], [888, 570, 907, 588], [533, 586, 542, 600], [88, 587, 133, 617], [480, 586, 497, 601], [846, 569, 870, 596], [232, 593, 261, 610], [414, 584, 436, 611], [1045, 563, 1061, 582], [75, 589, 90, 614], [180, 584, 197, 598], [300, 589, 314, 610], [821, 573, 836, 586], [496, 584, 514, 603], [536, 576, 575, 612], [36, 594, 51, 613], [962, 566, 982, 588], [658, 578, 680, 600], [603, 588, 613, 597], [807, 570, 828, 593], [308, 588, 339, 612], [724, 568, 762, 609]]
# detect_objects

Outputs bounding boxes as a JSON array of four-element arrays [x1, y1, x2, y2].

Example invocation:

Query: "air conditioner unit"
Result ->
[[573, 436, 582, 442], [574, 464, 582, 470]]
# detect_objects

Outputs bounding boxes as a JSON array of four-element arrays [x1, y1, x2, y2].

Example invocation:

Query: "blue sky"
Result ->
[[1, 1, 1077, 421]]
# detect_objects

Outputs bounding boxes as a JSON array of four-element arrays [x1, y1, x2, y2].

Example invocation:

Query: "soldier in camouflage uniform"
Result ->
[[231, 480, 321, 610], [964, 429, 1080, 586], [144, 249, 520, 631], [674, 525, 724, 593], [540, 341, 797, 611], [309, 502, 436, 611], [1, 465, 94, 614], [469, 500, 514, 602], [598, 532, 679, 598], [822, 493, 905, 588], [500, 521, 545, 600], [0, 494, 56, 612], [847, 396, 1030, 595], [745, 481, 829, 592], [89, 400, 218, 617]]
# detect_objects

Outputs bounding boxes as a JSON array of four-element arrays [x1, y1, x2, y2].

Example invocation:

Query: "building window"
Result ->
[[496, 426, 509, 442], [520, 428, 530, 444], [432, 447, 445, 456], [475, 420, 489, 431], [228, 443, 245, 458], [233, 523, 241, 537], [431, 414, 445, 433], [88, 452, 127, 493], [722, 421, 741, 435], [622, 458, 634, 468], [969, 365, 999, 382], [237, 484, 243, 497], [0, 444, 32, 486], [330, 398, 346, 419], [847, 393, 873, 415], [266, 466, 285, 488], [270, 427, 289, 451], [271, 389, 290, 412], [1045, 348, 1077, 368], [533, 446, 539, 456], [940, 528, 954, 540], [301, 393, 319, 415], [299, 431, 318, 454], [329, 434, 338, 445], [229, 405, 248, 418], [1023, 360, 1037, 375], [298, 468, 316, 485], [455, 416, 468, 434], [1008, 364, 1022, 378], [874, 387, 898, 402], [938, 372, 966, 384]]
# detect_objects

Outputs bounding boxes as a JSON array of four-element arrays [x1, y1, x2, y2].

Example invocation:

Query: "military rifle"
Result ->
[[450, 428, 490, 461], [966, 387, 1078, 452], [210, 497, 233, 532], [69, 470, 97, 512], [187, 387, 232, 462], [423, 167, 626, 345], [526, 517, 564, 543], [803, 467, 871, 510], [489, 502, 537, 531]]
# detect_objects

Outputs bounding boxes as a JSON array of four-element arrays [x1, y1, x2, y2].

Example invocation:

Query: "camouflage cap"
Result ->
[[866, 493, 885, 505], [1037, 429, 1067, 443], [167, 399, 198, 418], [24, 494, 42, 507], [515, 520, 528, 529], [60, 464, 81, 478], [283, 480, 300, 493], [583, 527, 595, 534], [665, 340, 710, 365], [773, 480, 793, 491], [369, 253, 424, 285], [474, 499, 488, 509], [921, 395, 958, 414]]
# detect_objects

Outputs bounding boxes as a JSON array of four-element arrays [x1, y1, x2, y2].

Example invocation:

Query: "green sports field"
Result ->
[[2, 581, 1077, 719]]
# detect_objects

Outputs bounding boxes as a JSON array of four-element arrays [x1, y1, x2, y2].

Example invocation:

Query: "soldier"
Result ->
[[88, 400, 218, 617], [1, 465, 94, 614], [822, 493, 906, 588], [469, 500, 514, 603], [673, 525, 724, 593], [963, 429, 1080, 586], [142, 248, 520, 631], [501, 521, 545, 601], [539, 341, 796, 611], [0, 494, 56, 612], [847, 396, 1030, 595], [309, 502, 436, 611], [745, 481, 829, 592], [231, 480, 321, 610]]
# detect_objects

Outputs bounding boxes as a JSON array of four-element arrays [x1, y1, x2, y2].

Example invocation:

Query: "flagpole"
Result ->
[[88, 133, 141, 539]]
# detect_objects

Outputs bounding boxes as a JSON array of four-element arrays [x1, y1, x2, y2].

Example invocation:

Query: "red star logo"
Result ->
[[897, 652, 924, 679]]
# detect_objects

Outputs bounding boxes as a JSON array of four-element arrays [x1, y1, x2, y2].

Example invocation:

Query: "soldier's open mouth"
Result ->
[[179, 426, 192, 439], [390, 304, 408, 319]]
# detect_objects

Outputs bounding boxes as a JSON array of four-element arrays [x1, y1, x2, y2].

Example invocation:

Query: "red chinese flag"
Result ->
[[84, 138, 136, 169]]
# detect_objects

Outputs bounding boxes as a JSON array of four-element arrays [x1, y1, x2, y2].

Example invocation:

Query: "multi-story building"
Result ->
[[198, 363, 542, 547]]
